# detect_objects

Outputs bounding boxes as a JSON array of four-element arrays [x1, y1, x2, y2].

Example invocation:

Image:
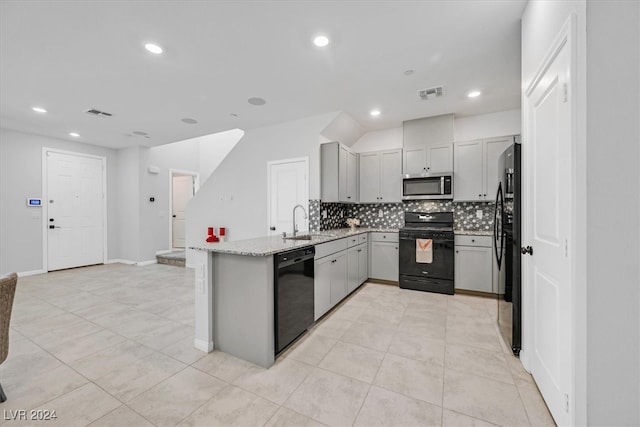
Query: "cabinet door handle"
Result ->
[[478, 194, 482, 197], [358, 249, 362, 252]]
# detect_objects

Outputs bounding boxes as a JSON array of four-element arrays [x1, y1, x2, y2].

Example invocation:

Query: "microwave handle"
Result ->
[[440, 176, 445, 194]]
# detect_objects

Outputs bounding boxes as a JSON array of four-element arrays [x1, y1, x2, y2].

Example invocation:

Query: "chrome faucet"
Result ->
[[292, 204, 308, 236]]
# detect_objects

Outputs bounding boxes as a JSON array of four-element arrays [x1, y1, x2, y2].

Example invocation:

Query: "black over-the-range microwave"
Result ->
[[402, 173, 453, 200]]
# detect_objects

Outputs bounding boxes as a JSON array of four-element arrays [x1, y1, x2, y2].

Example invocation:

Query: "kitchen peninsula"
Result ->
[[191, 227, 398, 368]]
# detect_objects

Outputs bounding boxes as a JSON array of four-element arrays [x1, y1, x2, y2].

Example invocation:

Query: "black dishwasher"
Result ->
[[274, 246, 315, 354]]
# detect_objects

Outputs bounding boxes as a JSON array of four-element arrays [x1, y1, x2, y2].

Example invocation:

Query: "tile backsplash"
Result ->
[[314, 199, 496, 231]]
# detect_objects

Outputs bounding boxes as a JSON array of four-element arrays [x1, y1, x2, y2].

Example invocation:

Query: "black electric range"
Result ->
[[399, 212, 455, 295]]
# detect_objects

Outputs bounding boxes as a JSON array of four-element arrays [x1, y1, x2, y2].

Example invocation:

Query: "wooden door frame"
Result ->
[[521, 14, 585, 424], [266, 157, 309, 236], [168, 169, 200, 251], [41, 147, 108, 272]]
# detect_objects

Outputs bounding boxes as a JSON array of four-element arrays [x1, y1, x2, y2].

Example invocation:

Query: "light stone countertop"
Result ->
[[190, 227, 399, 256]]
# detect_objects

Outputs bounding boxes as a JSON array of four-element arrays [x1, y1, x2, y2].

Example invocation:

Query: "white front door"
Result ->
[[523, 26, 573, 426], [46, 151, 105, 271], [172, 175, 194, 248], [267, 158, 308, 236]]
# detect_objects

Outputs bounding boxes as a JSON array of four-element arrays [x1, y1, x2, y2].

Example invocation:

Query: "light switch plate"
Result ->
[[476, 210, 483, 219], [378, 209, 384, 218]]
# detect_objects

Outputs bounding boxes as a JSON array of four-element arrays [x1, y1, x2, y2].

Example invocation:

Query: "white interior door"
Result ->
[[524, 31, 572, 426], [268, 158, 308, 236], [46, 151, 104, 271], [172, 175, 194, 248]]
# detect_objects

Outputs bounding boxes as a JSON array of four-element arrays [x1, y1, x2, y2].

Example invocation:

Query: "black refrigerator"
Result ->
[[494, 139, 521, 356]]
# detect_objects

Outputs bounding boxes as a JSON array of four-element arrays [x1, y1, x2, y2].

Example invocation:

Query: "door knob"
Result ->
[[172, 215, 177, 218], [270, 226, 276, 230], [521, 246, 534, 255]]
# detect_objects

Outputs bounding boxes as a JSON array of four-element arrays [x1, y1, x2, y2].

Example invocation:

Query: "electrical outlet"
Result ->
[[378, 209, 384, 218], [322, 210, 327, 219], [476, 210, 483, 219]]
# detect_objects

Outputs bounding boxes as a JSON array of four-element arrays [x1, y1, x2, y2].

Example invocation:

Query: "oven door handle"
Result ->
[[399, 236, 454, 242]]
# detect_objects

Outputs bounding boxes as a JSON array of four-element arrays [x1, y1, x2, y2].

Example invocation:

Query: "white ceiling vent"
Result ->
[[86, 108, 113, 117], [418, 86, 444, 100]]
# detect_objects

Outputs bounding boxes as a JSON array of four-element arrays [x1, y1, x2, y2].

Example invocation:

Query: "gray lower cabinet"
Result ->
[[330, 253, 348, 306], [347, 243, 368, 293], [315, 236, 367, 320], [314, 256, 333, 320], [358, 243, 368, 284], [454, 235, 494, 293], [314, 251, 347, 320], [369, 232, 399, 282]]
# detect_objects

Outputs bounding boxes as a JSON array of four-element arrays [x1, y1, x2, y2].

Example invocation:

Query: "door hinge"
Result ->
[[564, 393, 569, 412], [562, 83, 568, 103], [564, 238, 569, 258]]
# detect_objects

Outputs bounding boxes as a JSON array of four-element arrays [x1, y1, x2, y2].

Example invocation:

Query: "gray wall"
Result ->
[[115, 146, 141, 262], [186, 112, 338, 265], [0, 128, 118, 274], [586, 1, 640, 425]]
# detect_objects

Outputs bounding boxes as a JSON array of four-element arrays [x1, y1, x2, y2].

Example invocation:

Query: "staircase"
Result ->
[[156, 251, 186, 267]]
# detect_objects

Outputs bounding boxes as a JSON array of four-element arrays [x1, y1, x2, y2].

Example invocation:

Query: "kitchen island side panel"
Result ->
[[212, 253, 275, 368]]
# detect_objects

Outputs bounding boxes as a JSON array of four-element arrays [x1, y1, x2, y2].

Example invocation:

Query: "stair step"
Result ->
[[156, 251, 186, 267]]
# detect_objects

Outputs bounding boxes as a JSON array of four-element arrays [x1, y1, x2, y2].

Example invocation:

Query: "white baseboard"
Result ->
[[106, 259, 136, 265], [155, 249, 173, 255], [136, 259, 157, 267], [194, 339, 214, 353], [17, 269, 46, 277]]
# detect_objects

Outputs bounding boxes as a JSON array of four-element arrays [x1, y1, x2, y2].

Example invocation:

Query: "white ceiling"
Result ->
[[0, 0, 526, 149]]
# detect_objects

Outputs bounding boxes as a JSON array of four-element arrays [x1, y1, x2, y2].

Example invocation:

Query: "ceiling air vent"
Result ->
[[86, 108, 113, 117], [418, 86, 444, 100]]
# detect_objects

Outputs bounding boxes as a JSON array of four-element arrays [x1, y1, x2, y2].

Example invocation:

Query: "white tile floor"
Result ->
[[0, 263, 555, 426]]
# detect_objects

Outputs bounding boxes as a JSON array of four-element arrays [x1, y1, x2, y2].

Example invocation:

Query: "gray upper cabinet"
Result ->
[[453, 140, 484, 201], [454, 136, 513, 202], [321, 142, 357, 203], [359, 152, 379, 203], [358, 149, 402, 203], [403, 144, 453, 175], [484, 136, 513, 200], [402, 114, 454, 174]]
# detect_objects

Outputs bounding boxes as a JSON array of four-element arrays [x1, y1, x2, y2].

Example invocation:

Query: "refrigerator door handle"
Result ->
[[493, 182, 504, 269]]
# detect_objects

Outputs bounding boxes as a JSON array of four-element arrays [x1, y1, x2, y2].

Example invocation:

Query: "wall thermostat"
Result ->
[[27, 198, 42, 206]]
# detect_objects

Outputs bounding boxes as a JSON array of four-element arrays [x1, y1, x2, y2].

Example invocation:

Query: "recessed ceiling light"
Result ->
[[133, 130, 148, 136], [248, 97, 266, 106], [230, 113, 239, 118], [467, 90, 482, 98], [32, 106, 47, 113], [181, 118, 198, 124], [144, 43, 163, 54], [313, 35, 330, 47], [370, 109, 381, 117], [69, 132, 80, 137], [404, 69, 414, 76]]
